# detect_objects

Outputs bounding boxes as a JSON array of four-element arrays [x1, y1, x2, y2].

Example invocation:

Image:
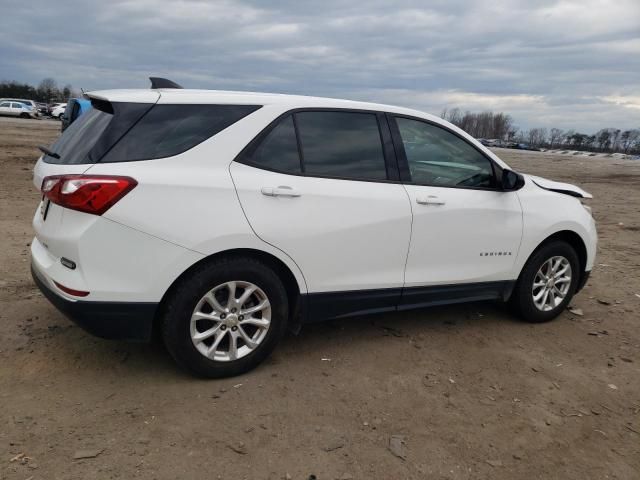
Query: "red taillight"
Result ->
[[41, 175, 137, 216], [53, 281, 90, 297]]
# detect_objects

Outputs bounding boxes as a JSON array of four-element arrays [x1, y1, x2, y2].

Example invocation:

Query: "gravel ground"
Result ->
[[1, 118, 639, 479]]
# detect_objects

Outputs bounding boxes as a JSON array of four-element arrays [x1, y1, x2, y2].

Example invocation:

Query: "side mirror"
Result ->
[[501, 169, 525, 191]]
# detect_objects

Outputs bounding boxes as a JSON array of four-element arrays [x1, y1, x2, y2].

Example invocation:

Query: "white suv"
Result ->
[[31, 78, 597, 377]]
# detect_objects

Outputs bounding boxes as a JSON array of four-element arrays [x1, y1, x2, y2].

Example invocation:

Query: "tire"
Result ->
[[510, 241, 580, 323], [161, 256, 288, 378], [20, 113, 30, 119]]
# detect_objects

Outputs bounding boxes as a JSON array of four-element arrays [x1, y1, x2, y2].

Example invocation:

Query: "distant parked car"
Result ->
[[50, 103, 67, 118], [0, 100, 39, 118], [0, 98, 40, 116], [36, 102, 49, 115], [61, 98, 91, 132], [48, 103, 63, 115]]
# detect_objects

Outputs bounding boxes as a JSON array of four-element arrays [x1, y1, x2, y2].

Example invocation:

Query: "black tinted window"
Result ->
[[396, 117, 495, 188], [296, 111, 387, 181], [244, 115, 300, 173], [102, 104, 260, 162], [45, 108, 114, 164], [43, 103, 260, 164]]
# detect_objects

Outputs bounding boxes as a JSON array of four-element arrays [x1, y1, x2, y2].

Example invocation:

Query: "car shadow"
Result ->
[[42, 299, 520, 381]]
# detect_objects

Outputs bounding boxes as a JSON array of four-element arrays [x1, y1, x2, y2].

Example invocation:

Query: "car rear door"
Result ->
[[389, 115, 523, 305], [231, 110, 412, 320], [0, 102, 11, 115], [11, 102, 24, 116]]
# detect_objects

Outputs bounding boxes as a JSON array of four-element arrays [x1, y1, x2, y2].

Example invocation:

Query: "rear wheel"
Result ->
[[510, 241, 580, 322], [161, 256, 288, 378]]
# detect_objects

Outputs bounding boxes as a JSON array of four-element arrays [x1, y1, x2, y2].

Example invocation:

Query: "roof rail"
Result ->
[[149, 77, 183, 89]]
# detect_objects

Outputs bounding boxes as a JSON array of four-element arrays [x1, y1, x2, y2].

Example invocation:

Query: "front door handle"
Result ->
[[261, 186, 301, 198], [416, 195, 445, 206]]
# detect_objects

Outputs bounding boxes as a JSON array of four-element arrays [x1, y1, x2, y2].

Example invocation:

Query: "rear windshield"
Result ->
[[42, 101, 261, 165]]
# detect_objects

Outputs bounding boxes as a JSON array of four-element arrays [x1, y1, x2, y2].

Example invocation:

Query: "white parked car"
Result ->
[[31, 78, 597, 377], [0, 98, 39, 114], [50, 103, 67, 118], [0, 100, 38, 118]]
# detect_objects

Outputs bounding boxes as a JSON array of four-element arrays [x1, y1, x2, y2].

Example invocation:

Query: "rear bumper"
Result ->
[[31, 264, 156, 341]]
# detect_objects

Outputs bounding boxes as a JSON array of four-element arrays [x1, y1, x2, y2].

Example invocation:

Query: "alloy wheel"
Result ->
[[190, 280, 271, 362], [531, 256, 572, 312]]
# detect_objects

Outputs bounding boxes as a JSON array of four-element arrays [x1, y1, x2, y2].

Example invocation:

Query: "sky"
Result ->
[[1, 0, 639, 132]]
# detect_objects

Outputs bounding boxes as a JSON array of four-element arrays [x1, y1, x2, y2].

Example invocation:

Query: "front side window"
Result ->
[[396, 117, 495, 188], [295, 111, 387, 181], [242, 115, 301, 174]]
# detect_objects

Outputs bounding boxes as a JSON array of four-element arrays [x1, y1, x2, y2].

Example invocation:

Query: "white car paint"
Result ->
[[31, 87, 596, 312], [0, 101, 37, 118], [50, 103, 67, 118]]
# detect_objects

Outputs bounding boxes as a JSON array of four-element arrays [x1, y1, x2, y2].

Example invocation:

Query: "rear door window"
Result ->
[[240, 115, 301, 174], [295, 111, 388, 181]]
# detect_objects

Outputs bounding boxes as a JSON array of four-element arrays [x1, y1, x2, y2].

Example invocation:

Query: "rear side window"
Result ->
[[242, 115, 301, 174], [295, 111, 387, 181], [42, 102, 260, 164], [102, 104, 260, 163]]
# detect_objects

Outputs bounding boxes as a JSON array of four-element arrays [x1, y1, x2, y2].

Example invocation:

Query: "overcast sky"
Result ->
[[2, 0, 639, 132]]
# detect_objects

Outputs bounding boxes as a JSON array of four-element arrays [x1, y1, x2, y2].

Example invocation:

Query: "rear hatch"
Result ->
[[32, 91, 160, 270]]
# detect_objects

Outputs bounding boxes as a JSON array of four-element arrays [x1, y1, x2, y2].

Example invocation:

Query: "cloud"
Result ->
[[1, 0, 638, 131]]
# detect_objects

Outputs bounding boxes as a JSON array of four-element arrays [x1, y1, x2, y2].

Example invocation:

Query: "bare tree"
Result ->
[[549, 128, 564, 148], [37, 78, 58, 102]]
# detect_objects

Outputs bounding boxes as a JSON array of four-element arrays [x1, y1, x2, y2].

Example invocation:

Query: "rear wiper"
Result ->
[[38, 145, 61, 159]]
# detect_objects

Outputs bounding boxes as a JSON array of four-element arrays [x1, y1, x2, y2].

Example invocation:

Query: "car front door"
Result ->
[[231, 110, 412, 320], [389, 115, 523, 305]]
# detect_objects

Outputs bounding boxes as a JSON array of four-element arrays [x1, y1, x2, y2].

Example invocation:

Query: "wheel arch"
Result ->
[[154, 248, 304, 337], [517, 229, 589, 294]]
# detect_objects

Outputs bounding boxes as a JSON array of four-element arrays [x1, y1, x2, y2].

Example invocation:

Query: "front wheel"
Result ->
[[510, 241, 580, 323], [161, 256, 288, 378]]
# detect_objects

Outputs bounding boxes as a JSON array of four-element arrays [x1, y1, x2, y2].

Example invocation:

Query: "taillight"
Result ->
[[41, 175, 137, 216]]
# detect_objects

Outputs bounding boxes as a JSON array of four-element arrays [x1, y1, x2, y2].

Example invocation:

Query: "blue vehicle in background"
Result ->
[[61, 97, 91, 132]]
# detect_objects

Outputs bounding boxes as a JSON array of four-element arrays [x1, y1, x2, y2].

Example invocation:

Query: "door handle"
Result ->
[[416, 195, 445, 206], [261, 186, 301, 198]]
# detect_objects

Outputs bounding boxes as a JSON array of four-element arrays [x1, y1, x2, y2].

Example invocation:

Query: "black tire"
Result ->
[[20, 113, 30, 119], [510, 241, 580, 323], [161, 256, 289, 378]]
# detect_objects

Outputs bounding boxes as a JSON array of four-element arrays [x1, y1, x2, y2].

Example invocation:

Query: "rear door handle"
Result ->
[[261, 186, 301, 198], [416, 195, 445, 206]]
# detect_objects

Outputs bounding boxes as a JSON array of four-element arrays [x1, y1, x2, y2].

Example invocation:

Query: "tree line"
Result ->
[[440, 107, 640, 155], [0, 78, 81, 103]]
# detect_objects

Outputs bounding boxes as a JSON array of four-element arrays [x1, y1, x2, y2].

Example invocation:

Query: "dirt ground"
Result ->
[[1, 117, 639, 480]]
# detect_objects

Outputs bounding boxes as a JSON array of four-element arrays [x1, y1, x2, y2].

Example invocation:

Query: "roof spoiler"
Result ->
[[149, 77, 183, 89]]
